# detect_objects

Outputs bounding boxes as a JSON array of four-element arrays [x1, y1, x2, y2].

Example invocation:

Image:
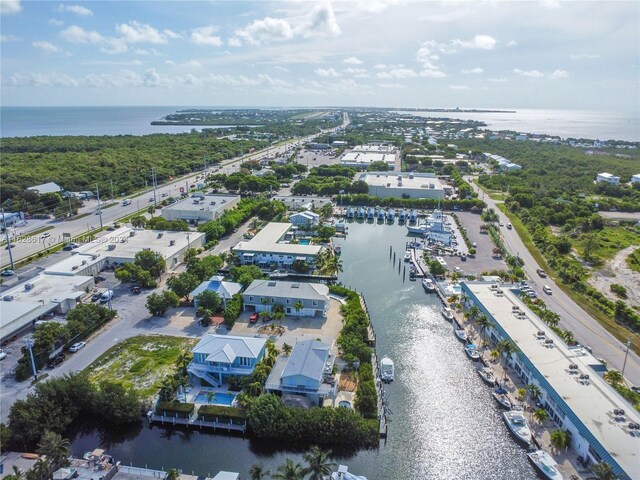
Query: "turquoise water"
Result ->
[[194, 392, 236, 406], [298, 239, 310, 245]]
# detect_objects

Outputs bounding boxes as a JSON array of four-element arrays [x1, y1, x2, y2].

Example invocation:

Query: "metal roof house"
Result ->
[[265, 339, 337, 404], [188, 334, 266, 387], [289, 211, 320, 228], [190, 275, 242, 308], [243, 280, 330, 317], [460, 281, 639, 480], [26, 182, 64, 195]]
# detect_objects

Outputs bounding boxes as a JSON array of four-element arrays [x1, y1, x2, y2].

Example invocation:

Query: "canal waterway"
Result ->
[[71, 221, 536, 479]]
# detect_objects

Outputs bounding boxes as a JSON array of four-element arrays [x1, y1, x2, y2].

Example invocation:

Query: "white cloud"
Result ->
[[570, 53, 599, 60], [0, 0, 22, 15], [461, 67, 483, 74], [449, 84, 470, 90], [506, 40, 518, 47], [297, 4, 341, 38], [549, 69, 569, 79], [57, 4, 92, 16], [513, 69, 545, 78], [343, 56, 363, 65], [488, 78, 508, 83], [343, 67, 369, 78], [163, 29, 181, 39], [374, 64, 387, 70], [8, 71, 80, 87], [117, 21, 168, 44], [540, 0, 561, 9], [236, 17, 294, 45], [453, 34, 496, 50], [190, 26, 223, 46], [419, 69, 447, 78], [377, 68, 417, 79], [49, 18, 64, 26], [134, 48, 162, 56], [228, 37, 242, 47], [314, 67, 341, 77], [1, 34, 19, 42], [378, 83, 406, 89], [60, 25, 104, 44], [33, 41, 63, 54], [187, 60, 202, 67], [274, 66, 289, 72]]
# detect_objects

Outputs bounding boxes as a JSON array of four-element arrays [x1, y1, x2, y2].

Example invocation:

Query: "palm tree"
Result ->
[[302, 446, 336, 480], [533, 408, 548, 425], [590, 462, 619, 480], [249, 463, 270, 480], [30, 458, 52, 480], [474, 315, 492, 341], [293, 301, 304, 316], [465, 305, 480, 321], [549, 429, 570, 451], [495, 339, 518, 379], [272, 459, 305, 480], [176, 350, 192, 375], [282, 343, 293, 356], [603, 369, 623, 387], [206, 391, 217, 405], [36, 431, 70, 470], [561, 330, 576, 346], [526, 384, 542, 408], [165, 468, 180, 480], [4, 466, 25, 480], [265, 339, 279, 358]]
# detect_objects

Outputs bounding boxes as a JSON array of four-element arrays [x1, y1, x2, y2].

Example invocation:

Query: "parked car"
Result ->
[[499, 221, 504, 227], [506, 223, 513, 230], [63, 242, 79, 251], [1, 269, 14, 276], [249, 312, 259, 324], [47, 353, 66, 368], [536, 269, 548, 278], [91, 292, 102, 302], [69, 342, 86, 353], [95, 275, 106, 282], [100, 290, 114, 303], [131, 286, 141, 294], [161, 192, 169, 198], [543, 285, 552, 295], [0, 349, 7, 360], [95, 210, 102, 215], [5, 244, 16, 250]]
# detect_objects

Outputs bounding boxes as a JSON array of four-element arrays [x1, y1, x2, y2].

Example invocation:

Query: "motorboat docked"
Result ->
[[454, 326, 468, 343], [366, 207, 375, 220], [441, 307, 455, 321], [346, 207, 355, 219], [377, 208, 385, 221], [380, 357, 394, 383], [398, 209, 407, 222], [477, 367, 496, 386], [408, 209, 418, 223], [404, 250, 412, 262], [329, 465, 368, 480], [527, 450, 564, 480], [334, 245, 342, 255], [409, 270, 416, 281], [492, 387, 512, 410], [269, 270, 289, 279], [422, 278, 436, 292], [386, 209, 395, 221], [357, 207, 365, 219], [464, 343, 481, 361], [503, 410, 532, 446]]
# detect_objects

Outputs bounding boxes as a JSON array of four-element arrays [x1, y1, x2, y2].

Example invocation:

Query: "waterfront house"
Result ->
[[265, 339, 337, 405], [460, 281, 639, 480], [188, 334, 266, 386], [190, 275, 242, 308], [243, 280, 330, 317], [232, 222, 323, 268], [289, 211, 320, 228]]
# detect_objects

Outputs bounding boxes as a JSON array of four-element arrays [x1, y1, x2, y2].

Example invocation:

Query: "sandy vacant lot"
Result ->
[[590, 246, 640, 307]]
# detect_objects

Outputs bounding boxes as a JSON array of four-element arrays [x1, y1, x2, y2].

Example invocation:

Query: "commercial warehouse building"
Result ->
[[161, 194, 240, 224], [461, 281, 639, 480], [357, 172, 447, 199]]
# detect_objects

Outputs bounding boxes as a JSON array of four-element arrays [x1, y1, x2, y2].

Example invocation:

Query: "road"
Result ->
[[468, 178, 640, 385], [0, 112, 349, 270]]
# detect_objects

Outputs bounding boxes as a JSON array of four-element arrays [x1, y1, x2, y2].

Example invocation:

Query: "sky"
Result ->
[[1, 0, 638, 111]]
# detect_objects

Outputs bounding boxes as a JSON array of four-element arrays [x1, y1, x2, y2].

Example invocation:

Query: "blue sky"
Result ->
[[1, 0, 638, 110]]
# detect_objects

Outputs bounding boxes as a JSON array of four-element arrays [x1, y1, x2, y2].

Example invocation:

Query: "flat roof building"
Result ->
[[161, 194, 240, 224], [357, 172, 446, 199], [351, 144, 396, 153], [232, 222, 323, 268], [339, 151, 396, 169], [26, 182, 64, 195], [596, 173, 620, 185], [272, 195, 332, 211], [461, 281, 640, 479]]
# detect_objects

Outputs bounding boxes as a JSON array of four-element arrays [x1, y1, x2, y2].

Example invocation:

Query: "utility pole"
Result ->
[[1, 210, 15, 270], [110, 179, 115, 201], [622, 338, 632, 377], [96, 183, 103, 230], [25, 338, 38, 381]]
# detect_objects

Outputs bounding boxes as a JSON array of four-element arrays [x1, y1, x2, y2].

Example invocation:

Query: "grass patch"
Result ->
[[627, 248, 640, 273], [572, 226, 640, 262], [100, 202, 118, 210], [496, 203, 640, 355], [83, 335, 197, 400]]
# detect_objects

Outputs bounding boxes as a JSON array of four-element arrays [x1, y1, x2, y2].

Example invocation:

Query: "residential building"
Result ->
[[265, 339, 337, 405], [357, 172, 447, 199], [243, 280, 330, 317], [289, 211, 320, 228], [502, 163, 522, 172], [188, 334, 266, 386], [630, 174, 640, 184], [26, 182, 64, 195], [461, 281, 639, 480], [232, 222, 323, 268], [596, 172, 620, 185], [190, 275, 242, 308], [161, 194, 240, 224], [272, 195, 332, 211]]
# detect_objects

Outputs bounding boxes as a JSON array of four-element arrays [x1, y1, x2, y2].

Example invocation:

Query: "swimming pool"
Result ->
[[298, 239, 310, 245], [194, 391, 236, 406], [338, 400, 352, 409]]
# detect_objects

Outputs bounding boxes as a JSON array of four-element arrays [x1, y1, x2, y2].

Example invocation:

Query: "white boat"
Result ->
[[398, 210, 407, 222], [527, 450, 564, 480], [503, 410, 532, 446], [329, 465, 368, 480], [380, 357, 394, 383], [346, 207, 355, 219], [386, 209, 395, 221], [441, 307, 455, 321], [464, 343, 481, 361], [269, 270, 288, 278], [334, 245, 342, 255], [422, 278, 436, 293], [377, 209, 385, 221], [477, 367, 496, 386], [403, 250, 411, 262], [366, 207, 375, 220], [492, 387, 512, 410], [357, 207, 365, 219], [454, 326, 468, 343], [408, 209, 418, 223]]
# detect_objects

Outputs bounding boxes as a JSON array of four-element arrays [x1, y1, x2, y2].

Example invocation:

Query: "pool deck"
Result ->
[[186, 386, 238, 406]]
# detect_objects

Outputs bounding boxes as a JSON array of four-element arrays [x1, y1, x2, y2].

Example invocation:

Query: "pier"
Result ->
[[148, 413, 247, 434]]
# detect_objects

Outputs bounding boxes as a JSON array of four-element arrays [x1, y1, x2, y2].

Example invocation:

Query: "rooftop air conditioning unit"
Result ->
[[81, 260, 87, 265], [108, 244, 116, 250], [91, 254, 98, 260], [72, 265, 78, 270], [387, 183, 391, 187], [169, 240, 175, 246], [129, 231, 136, 237]]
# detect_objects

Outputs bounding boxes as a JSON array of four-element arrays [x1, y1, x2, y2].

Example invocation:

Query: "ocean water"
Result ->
[[394, 108, 640, 142], [1, 106, 638, 141]]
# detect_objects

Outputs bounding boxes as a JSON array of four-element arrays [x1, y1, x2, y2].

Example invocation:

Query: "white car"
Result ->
[[69, 342, 86, 353], [499, 221, 504, 227], [0, 349, 7, 360], [41, 232, 51, 238], [1, 269, 14, 277], [543, 285, 552, 295]]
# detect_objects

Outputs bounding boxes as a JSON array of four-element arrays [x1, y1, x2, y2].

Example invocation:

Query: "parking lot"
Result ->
[[294, 149, 341, 169]]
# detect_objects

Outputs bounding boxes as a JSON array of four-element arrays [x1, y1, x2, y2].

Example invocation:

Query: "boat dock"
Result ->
[[148, 413, 247, 434]]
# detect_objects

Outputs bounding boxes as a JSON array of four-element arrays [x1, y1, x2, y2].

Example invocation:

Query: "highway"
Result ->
[[0, 112, 349, 270], [468, 178, 640, 386]]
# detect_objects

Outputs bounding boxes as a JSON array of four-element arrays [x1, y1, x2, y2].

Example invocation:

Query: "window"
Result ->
[[286, 299, 290, 304], [249, 296, 254, 302], [312, 301, 318, 306]]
